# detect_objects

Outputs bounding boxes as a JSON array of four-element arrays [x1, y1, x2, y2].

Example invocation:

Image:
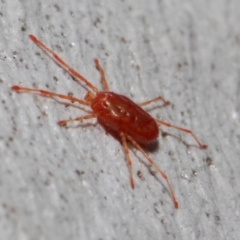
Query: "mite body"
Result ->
[[12, 35, 208, 209], [91, 92, 159, 144]]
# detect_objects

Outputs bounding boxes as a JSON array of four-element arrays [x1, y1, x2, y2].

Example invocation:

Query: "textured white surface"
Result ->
[[1, 0, 240, 239]]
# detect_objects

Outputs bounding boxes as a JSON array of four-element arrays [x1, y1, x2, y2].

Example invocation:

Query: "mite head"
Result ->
[[84, 91, 95, 105]]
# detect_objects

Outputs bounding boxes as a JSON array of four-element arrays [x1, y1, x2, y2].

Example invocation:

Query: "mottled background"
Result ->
[[0, 0, 239, 239]]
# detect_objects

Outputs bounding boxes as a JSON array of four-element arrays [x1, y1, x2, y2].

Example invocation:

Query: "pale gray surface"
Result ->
[[0, 0, 240, 240]]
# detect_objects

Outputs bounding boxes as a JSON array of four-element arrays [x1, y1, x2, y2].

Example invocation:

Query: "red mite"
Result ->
[[11, 35, 207, 209]]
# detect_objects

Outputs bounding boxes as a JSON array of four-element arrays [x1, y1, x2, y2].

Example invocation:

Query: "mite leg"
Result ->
[[58, 113, 97, 126], [29, 34, 98, 93], [120, 132, 135, 189], [94, 59, 109, 91], [155, 119, 207, 149], [126, 134, 178, 209], [139, 96, 170, 107], [11, 86, 90, 106]]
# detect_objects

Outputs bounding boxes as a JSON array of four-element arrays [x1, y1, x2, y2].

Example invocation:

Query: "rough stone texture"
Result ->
[[0, 0, 239, 239]]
